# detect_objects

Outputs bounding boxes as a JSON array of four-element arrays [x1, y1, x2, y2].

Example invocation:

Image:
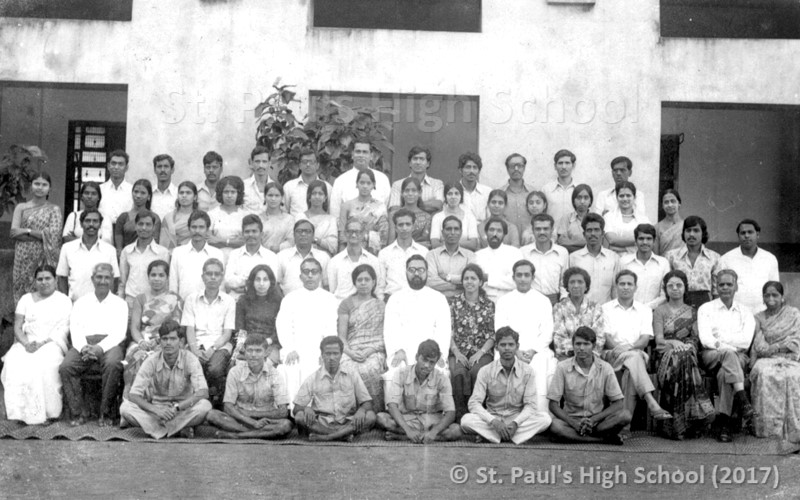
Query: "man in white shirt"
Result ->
[[388, 146, 444, 214], [198, 151, 223, 213], [379, 208, 428, 297], [150, 154, 178, 219], [118, 209, 170, 308], [98, 149, 132, 225], [169, 211, 225, 299], [56, 209, 120, 301], [329, 140, 391, 219], [283, 148, 332, 215], [328, 219, 384, 301], [718, 219, 780, 313], [620, 224, 670, 309], [384, 255, 452, 381], [601, 270, 672, 431], [276, 219, 331, 294], [520, 214, 569, 305], [426, 215, 476, 298], [475, 217, 522, 302], [569, 213, 620, 305], [181, 257, 236, 406], [276, 257, 339, 403], [697, 269, 756, 442], [457, 152, 491, 224], [495, 259, 556, 415], [541, 149, 578, 224], [592, 156, 646, 216], [501, 153, 533, 236], [59, 263, 127, 427], [243, 146, 276, 215], [224, 214, 279, 300]]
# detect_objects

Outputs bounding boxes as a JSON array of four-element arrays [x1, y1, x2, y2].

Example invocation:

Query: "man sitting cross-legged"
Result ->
[[205, 334, 293, 439], [460, 326, 552, 444], [547, 326, 632, 445], [293, 336, 377, 441], [377, 340, 462, 443], [120, 320, 212, 439]]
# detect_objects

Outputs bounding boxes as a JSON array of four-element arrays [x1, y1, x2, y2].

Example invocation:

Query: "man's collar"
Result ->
[[156, 349, 184, 372], [239, 362, 271, 381], [128, 239, 158, 254], [79, 238, 100, 251]]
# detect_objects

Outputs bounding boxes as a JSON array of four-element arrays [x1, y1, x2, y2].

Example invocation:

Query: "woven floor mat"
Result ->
[[1, 419, 798, 455]]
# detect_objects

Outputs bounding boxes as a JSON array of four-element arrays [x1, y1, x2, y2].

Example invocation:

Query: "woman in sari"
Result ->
[[11, 172, 62, 304], [114, 179, 161, 256], [63, 181, 113, 245], [429, 183, 479, 251], [477, 190, 520, 248], [653, 270, 714, 440], [448, 263, 495, 419], [260, 182, 295, 253], [233, 264, 283, 367], [160, 180, 198, 250], [339, 169, 389, 255], [298, 180, 338, 255], [208, 175, 246, 264], [656, 189, 683, 256], [750, 281, 800, 442], [122, 260, 183, 399], [387, 177, 432, 248], [555, 184, 593, 253], [604, 181, 650, 255], [2, 265, 71, 424], [338, 264, 387, 411], [552, 266, 605, 361]]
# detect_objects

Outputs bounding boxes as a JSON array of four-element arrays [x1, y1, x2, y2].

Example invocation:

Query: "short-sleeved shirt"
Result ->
[[293, 367, 372, 424], [129, 349, 208, 404], [386, 364, 455, 415], [181, 291, 236, 349], [547, 357, 623, 418], [223, 362, 289, 411], [56, 239, 121, 301]]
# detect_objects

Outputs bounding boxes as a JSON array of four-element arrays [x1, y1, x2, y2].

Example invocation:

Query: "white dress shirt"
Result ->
[[520, 242, 569, 297], [541, 179, 576, 225], [459, 180, 491, 224], [719, 247, 780, 313], [388, 175, 444, 207], [593, 187, 647, 217], [327, 248, 384, 301], [98, 179, 132, 224], [69, 292, 128, 353], [697, 298, 756, 351], [620, 252, 670, 308], [495, 289, 554, 354], [168, 242, 225, 300], [181, 291, 236, 350], [475, 244, 523, 302], [242, 175, 276, 215], [430, 208, 479, 243], [276, 247, 331, 294], [384, 286, 451, 364], [119, 239, 170, 298], [378, 240, 428, 295], [223, 245, 279, 300], [283, 176, 333, 215], [197, 182, 219, 213], [569, 246, 620, 306], [601, 299, 653, 347], [603, 208, 651, 254], [56, 239, 121, 301], [62, 210, 114, 245], [329, 167, 391, 219], [150, 183, 178, 219]]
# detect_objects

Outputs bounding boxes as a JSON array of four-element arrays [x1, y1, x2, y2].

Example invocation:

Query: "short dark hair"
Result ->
[[633, 223, 656, 240], [79, 208, 104, 224], [573, 326, 596, 345], [109, 149, 129, 165], [582, 212, 605, 231], [442, 215, 462, 231], [554, 149, 576, 163], [215, 176, 245, 205], [300, 257, 322, 273], [244, 333, 270, 349], [242, 213, 263, 232], [615, 269, 638, 285], [392, 207, 416, 225], [202, 258, 224, 274], [251, 145, 270, 160], [736, 218, 761, 234], [294, 219, 315, 234], [504, 153, 526, 168], [134, 209, 158, 226], [495, 326, 519, 345], [532, 213, 554, 228], [320, 335, 343, 352], [152, 153, 174, 168], [512, 259, 535, 276], [158, 319, 185, 340], [562, 266, 591, 293], [458, 152, 482, 171], [203, 151, 223, 165], [406, 254, 427, 270], [610, 156, 632, 172], [682, 215, 709, 244], [408, 146, 432, 163], [416, 339, 441, 360], [188, 210, 211, 228], [484, 216, 508, 235]]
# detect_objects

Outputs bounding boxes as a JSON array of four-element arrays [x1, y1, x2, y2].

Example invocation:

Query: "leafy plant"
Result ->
[[254, 79, 309, 176], [0, 145, 37, 217]]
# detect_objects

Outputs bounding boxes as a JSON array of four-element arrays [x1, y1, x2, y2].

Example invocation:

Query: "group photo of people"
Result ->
[[3, 140, 798, 447]]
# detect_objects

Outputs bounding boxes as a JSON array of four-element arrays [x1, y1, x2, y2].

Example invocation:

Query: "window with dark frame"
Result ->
[[0, 0, 133, 22], [661, 0, 800, 39], [313, 0, 481, 33]]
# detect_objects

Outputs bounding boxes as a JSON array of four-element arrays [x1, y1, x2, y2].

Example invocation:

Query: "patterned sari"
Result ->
[[653, 303, 714, 439], [13, 203, 62, 303], [750, 305, 800, 442], [341, 198, 389, 255], [389, 206, 432, 247], [338, 296, 387, 411]]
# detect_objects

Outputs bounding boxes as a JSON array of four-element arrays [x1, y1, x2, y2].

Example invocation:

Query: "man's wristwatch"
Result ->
[[173, 403, 180, 412]]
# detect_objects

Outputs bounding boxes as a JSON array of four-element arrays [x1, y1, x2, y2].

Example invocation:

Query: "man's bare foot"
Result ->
[[384, 432, 402, 441], [69, 416, 88, 427], [215, 430, 238, 439], [178, 427, 195, 439], [308, 433, 328, 441], [97, 417, 112, 428]]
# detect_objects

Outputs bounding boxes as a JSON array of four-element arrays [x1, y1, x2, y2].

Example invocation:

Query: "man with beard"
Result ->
[[719, 219, 779, 313], [426, 216, 475, 298], [150, 154, 178, 219], [620, 224, 670, 309], [383, 255, 451, 380], [329, 139, 391, 219], [223, 214, 279, 300], [461, 327, 552, 444], [276, 257, 339, 403], [293, 336, 376, 441], [569, 213, 620, 305], [547, 326, 631, 445], [475, 217, 522, 302], [120, 319, 212, 439], [377, 340, 462, 442], [205, 334, 293, 439]]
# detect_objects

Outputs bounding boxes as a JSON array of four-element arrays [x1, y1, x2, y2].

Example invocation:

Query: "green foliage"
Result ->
[[254, 78, 308, 175]]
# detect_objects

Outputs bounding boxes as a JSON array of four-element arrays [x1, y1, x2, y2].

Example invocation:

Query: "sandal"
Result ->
[[652, 409, 673, 421]]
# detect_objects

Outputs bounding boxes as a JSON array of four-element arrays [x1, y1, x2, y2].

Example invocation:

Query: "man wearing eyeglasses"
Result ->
[[276, 219, 330, 294], [276, 257, 339, 404], [181, 258, 236, 407], [502, 153, 534, 236], [283, 148, 332, 216], [383, 255, 452, 386], [328, 219, 384, 301]]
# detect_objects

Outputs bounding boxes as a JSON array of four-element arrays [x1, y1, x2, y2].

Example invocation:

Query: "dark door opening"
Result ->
[[658, 133, 683, 221], [66, 121, 126, 216]]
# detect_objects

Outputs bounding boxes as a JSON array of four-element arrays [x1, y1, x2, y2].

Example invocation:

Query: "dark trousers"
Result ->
[[200, 349, 232, 400], [59, 345, 124, 418], [449, 352, 494, 420]]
